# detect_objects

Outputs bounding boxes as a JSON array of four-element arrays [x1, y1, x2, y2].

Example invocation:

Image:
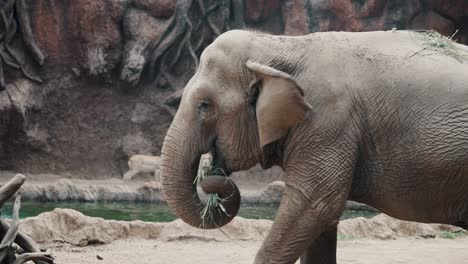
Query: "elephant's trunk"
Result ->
[[160, 114, 240, 229]]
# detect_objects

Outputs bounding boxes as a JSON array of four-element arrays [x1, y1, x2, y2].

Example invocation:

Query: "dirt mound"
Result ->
[[20, 208, 164, 246], [19, 209, 271, 246], [338, 214, 464, 240], [18, 209, 465, 247]]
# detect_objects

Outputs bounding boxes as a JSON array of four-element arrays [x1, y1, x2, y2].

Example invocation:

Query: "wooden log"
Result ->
[[0, 174, 25, 208], [0, 218, 48, 264], [0, 174, 49, 264], [0, 192, 21, 263], [13, 253, 54, 264]]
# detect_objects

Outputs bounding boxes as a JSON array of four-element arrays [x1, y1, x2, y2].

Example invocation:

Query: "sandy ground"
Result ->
[[18, 209, 466, 264], [48, 237, 468, 264]]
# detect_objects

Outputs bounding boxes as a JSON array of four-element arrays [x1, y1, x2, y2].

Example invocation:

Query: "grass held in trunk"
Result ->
[[195, 163, 233, 228]]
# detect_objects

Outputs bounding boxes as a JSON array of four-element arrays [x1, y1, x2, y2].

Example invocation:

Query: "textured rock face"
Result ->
[[305, 0, 467, 43], [133, 0, 176, 18], [245, 0, 281, 23], [31, 0, 125, 72], [121, 8, 170, 86], [282, 0, 309, 35], [0, 0, 467, 178]]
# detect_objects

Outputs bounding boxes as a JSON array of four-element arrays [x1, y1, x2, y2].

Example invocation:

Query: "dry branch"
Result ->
[[0, 174, 51, 264], [0, 219, 47, 264], [0, 174, 25, 208], [0, 192, 21, 263], [13, 253, 54, 264]]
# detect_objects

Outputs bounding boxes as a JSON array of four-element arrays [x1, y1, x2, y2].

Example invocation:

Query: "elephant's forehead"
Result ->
[[184, 77, 244, 112], [209, 30, 253, 51], [200, 32, 250, 72], [199, 47, 235, 74], [194, 49, 244, 92]]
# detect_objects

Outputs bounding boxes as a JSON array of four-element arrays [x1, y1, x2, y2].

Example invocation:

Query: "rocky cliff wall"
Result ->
[[0, 0, 466, 178]]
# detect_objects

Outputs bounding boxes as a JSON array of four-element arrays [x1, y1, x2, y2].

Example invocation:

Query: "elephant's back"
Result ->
[[312, 30, 467, 71], [318, 30, 468, 93], [317, 30, 467, 62]]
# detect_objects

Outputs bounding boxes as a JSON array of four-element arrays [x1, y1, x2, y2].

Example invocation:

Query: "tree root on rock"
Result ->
[[154, 0, 244, 115], [163, 88, 184, 117], [0, 0, 45, 90], [0, 174, 54, 264], [148, 0, 195, 87], [149, 0, 236, 86]]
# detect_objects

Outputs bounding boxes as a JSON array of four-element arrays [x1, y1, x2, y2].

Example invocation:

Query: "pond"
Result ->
[[1, 201, 378, 222]]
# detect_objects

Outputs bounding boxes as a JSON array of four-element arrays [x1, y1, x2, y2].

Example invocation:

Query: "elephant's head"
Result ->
[[160, 30, 311, 229]]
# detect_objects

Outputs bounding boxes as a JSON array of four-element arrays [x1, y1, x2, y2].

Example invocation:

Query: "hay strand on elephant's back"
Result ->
[[421, 29, 466, 62]]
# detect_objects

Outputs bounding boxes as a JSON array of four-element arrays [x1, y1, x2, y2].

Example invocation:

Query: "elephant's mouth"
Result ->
[[197, 144, 241, 226], [209, 144, 231, 177]]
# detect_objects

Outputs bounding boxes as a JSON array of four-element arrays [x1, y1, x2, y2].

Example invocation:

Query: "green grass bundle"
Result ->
[[194, 162, 231, 228], [423, 30, 461, 60]]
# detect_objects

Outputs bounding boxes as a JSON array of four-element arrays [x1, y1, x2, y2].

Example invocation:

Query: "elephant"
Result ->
[[159, 29, 468, 264]]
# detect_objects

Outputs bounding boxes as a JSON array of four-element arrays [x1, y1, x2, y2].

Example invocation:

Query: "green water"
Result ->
[[0, 201, 377, 222]]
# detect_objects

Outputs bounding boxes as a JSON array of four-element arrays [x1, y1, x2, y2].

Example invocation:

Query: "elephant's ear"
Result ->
[[246, 60, 312, 148]]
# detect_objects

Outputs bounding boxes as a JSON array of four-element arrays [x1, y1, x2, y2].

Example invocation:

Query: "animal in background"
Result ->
[[124, 154, 213, 181], [123, 155, 161, 181]]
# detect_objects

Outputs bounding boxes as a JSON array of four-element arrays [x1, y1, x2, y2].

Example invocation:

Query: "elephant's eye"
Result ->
[[198, 100, 211, 112], [197, 99, 215, 121]]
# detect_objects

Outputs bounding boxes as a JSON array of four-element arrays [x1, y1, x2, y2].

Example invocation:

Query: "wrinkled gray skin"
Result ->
[[160, 29, 468, 264]]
